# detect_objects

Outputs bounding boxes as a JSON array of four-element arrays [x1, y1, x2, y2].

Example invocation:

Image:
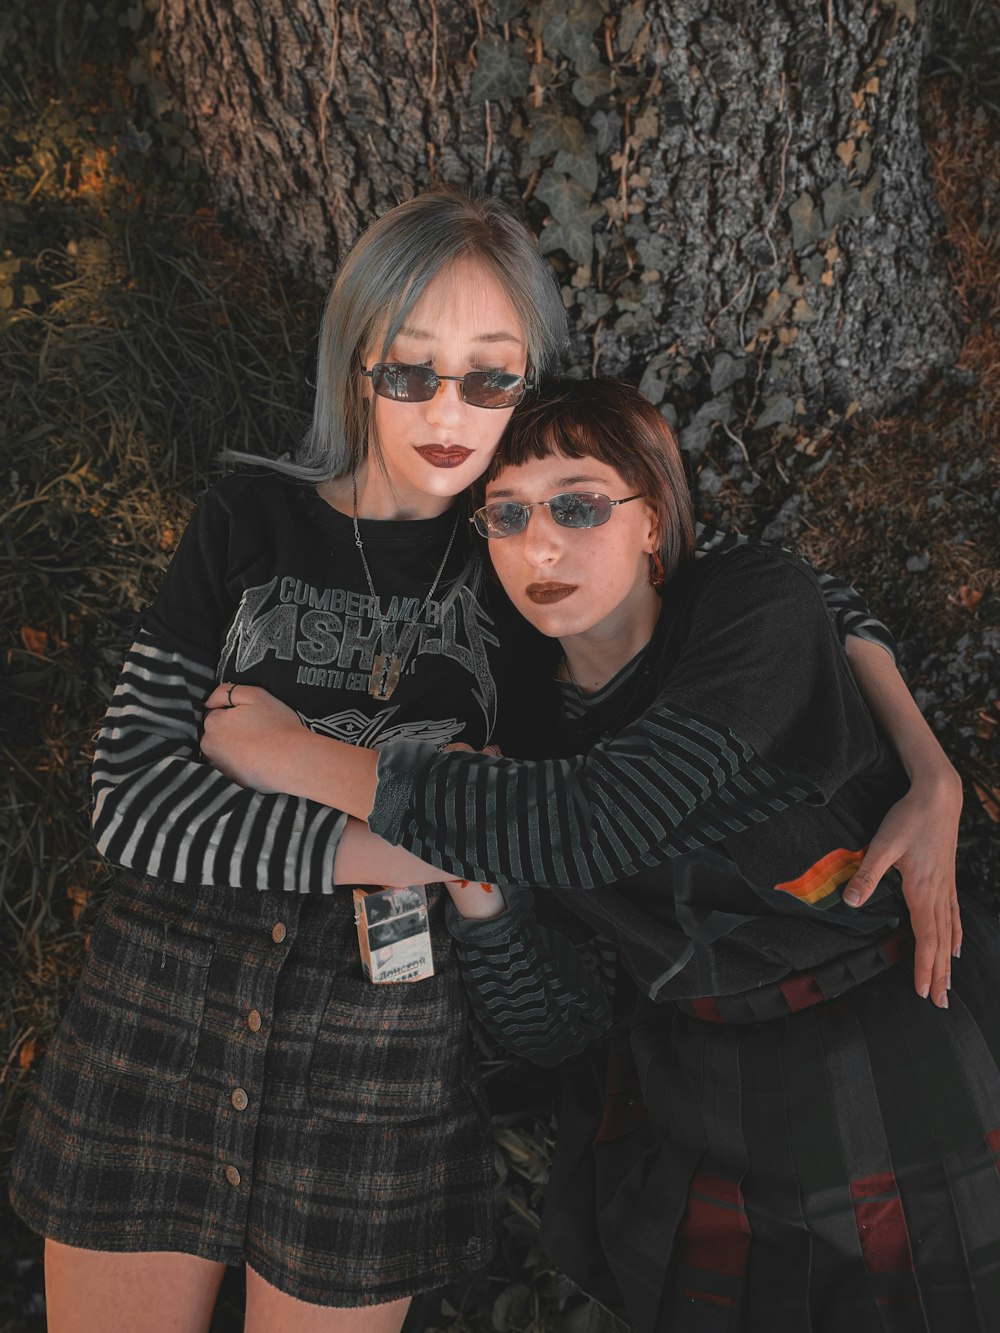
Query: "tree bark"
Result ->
[[158, 0, 961, 432]]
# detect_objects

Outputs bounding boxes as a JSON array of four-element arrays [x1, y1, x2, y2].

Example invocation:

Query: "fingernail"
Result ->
[[937, 992, 949, 1009], [919, 983, 930, 999], [946, 973, 952, 990], [953, 944, 961, 959], [843, 889, 861, 907]]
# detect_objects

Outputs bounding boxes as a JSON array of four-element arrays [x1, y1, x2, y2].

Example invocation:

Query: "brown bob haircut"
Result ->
[[480, 377, 696, 583]]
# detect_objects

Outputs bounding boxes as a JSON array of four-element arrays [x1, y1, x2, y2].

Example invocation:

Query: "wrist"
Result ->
[[905, 760, 963, 809], [445, 880, 507, 920]]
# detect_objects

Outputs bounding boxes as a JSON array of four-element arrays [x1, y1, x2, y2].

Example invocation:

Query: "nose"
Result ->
[[519, 505, 566, 568], [423, 376, 466, 428]]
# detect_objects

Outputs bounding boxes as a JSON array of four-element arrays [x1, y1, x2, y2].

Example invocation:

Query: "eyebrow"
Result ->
[[486, 474, 611, 498], [398, 325, 525, 347]]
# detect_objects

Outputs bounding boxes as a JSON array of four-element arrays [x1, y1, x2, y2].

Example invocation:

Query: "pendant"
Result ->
[[369, 653, 403, 700]]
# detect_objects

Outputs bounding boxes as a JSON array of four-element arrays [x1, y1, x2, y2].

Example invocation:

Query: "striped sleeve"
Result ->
[[694, 523, 897, 661], [90, 631, 346, 892], [446, 887, 613, 1065], [369, 705, 811, 889]]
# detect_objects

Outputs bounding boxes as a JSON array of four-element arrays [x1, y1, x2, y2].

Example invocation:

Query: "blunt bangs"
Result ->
[[482, 379, 696, 581]]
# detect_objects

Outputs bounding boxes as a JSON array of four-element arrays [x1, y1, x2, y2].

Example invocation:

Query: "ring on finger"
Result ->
[[227, 683, 237, 708]]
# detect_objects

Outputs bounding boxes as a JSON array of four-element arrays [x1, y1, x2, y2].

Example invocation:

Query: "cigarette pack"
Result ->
[[353, 885, 434, 983]]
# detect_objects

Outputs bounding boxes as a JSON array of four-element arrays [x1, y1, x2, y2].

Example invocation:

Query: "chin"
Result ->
[[417, 464, 481, 497], [511, 601, 585, 640]]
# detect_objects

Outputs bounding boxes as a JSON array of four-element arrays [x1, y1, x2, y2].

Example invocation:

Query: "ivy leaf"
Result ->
[[494, 0, 526, 22], [539, 219, 595, 268], [492, 1284, 532, 1332], [554, 139, 599, 190], [788, 191, 824, 250], [537, 172, 601, 265], [573, 64, 613, 106], [710, 352, 746, 393], [544, 13, 599, 65], [529, 108, 583, 157], [591, 108, 622, 155], [858, 166, 883, 216], [821, 180, 861, 229], [755, 394, 796, 429], [615, 1, 647, 54], [470, 39, 531, 103], [575, 288, 613, 328]]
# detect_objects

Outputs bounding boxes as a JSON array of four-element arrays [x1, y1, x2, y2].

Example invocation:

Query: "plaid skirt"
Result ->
[[10, 872, 494, 1306], [544, 896, 1000, 1333]]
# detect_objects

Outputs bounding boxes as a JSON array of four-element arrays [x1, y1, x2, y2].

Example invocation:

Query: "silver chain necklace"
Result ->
[[352, 475, 461, 700]]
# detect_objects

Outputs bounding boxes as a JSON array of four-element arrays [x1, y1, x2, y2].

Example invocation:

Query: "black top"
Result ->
[[91, 472, 537, 891], [372, 545, 909, 1004]]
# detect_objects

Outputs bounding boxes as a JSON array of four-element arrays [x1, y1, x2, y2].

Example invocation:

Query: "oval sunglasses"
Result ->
[[471, 492, 644, 539], [361, 362, 533, 409]]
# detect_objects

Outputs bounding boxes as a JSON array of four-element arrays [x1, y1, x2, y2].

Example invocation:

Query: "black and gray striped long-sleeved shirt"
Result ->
[[91, 495, 895, 895], [91, 632, 347, 892], [371, 548, 908, 1008]]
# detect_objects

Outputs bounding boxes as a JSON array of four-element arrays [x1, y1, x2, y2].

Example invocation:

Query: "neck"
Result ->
[[318, 464, 454, 521], [561, 589, 662, 693]]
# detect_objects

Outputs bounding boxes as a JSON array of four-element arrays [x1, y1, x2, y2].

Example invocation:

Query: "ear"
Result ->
[[641, 501, 660, 556]]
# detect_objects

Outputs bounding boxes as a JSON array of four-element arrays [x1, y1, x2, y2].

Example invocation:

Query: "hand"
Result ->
[[202, 682, 306, 792], [843, 771, 963, 1009]]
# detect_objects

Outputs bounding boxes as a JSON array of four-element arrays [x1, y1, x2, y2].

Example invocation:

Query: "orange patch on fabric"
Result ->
[[775, 846, 867, 905]]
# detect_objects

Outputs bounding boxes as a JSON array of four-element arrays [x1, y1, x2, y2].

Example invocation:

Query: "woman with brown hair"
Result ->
[[201, 379, 984, 1332]]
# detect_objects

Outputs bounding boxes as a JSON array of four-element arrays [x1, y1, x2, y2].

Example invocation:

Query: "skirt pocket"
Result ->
[[308, 968, 470, 1124], [65, 900, 214, 1083]]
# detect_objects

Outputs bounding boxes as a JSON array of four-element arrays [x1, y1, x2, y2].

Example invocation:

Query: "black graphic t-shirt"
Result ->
[[145, 473, 505, 750], [91, 472, 534, 893]]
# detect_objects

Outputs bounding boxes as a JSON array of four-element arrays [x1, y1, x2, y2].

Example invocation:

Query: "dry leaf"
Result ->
[[20, 626, 47, 654], [836, 139, 855, 168], [958, 585, 983, 612], [67, 883, 91, 922], [19, 1038, 37, 1070]]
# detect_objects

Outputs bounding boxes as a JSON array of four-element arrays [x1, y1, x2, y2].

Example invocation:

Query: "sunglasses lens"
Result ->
[[549, 493, 611, 528], [463, 371, 527, 409], [372, 363, 437, 402], [474, 502, 528, 538]]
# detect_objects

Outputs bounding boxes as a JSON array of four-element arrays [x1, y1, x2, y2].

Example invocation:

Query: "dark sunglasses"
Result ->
[[361, 362, 533, 409], [471, 491, 645, 539]]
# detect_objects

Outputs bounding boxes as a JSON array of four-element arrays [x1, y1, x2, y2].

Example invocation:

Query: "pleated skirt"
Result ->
[[549, 897, 1000, 1333]]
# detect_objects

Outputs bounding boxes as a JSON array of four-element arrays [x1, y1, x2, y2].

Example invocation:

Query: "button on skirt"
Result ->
[[10, 872, 495, 1307]]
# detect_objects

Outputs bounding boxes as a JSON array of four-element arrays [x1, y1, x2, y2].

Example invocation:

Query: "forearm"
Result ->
[[845, 639, 961, 796], [334, 817, 458, 887], [94, 635, 347, 892], [243, 724, 379, 818], [446, 887, 613, 1065], [369, 708, 810, 889]]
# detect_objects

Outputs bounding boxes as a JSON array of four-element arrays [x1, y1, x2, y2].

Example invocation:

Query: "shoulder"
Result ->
[[196, 468, 305, 511], [187, 469, 316, 533], [686, 542, 828, 614]]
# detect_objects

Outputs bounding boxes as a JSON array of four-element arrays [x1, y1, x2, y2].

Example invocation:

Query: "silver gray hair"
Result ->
[[241, 188, 568, 483]]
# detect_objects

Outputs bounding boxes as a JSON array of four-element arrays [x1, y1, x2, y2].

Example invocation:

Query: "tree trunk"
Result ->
[[158, 0, 961, 435]]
